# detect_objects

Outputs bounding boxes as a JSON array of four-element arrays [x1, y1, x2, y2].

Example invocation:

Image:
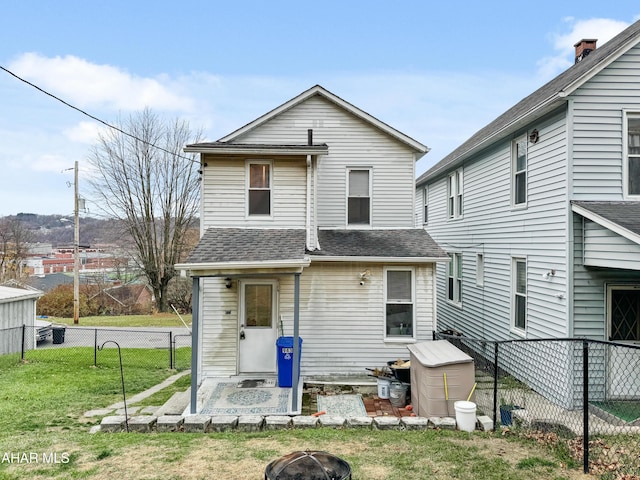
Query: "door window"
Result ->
[[244, 284, 273, 327]]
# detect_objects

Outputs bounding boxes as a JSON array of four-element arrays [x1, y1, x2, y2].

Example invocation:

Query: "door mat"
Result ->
[[200, 382, 290, 415], [317, 394, 367, 417], [237, 379, 276, 388]]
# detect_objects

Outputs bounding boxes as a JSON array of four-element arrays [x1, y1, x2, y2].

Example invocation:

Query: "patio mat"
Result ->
[[317, 394, 367, 417], [200, 382, 290, 415]]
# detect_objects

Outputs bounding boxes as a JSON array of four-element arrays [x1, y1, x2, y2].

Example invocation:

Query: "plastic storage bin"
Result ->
[[276, 336, 302, 387]]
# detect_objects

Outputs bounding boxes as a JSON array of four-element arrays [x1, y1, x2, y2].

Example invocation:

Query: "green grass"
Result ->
[[0, 347, 604, 480], [50, 313, 192, 327]]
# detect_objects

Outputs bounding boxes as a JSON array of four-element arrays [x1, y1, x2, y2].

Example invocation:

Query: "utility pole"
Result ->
[[73, 160, 80, 324]]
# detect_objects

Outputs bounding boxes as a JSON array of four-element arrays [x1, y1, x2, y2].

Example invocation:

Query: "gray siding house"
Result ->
[[177, 85, 448, 412], [416, 21, 640, 407]]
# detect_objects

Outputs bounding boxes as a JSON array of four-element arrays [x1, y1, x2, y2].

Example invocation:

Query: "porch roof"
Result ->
[[572, 201, 640, 244]]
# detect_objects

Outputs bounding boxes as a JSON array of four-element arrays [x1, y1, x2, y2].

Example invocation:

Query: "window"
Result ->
[[423, 186, 429, 224], [385, 268, 414, 338], [447, 253, 462, 304], [348, 169, 370, 225], [512, 258, 527, 332], [476, 253, 484, 287], [512, 136, 527, 206], [248, 161, 271, 216], [626, 112, 640, 197], [447, 169, 463, 219]]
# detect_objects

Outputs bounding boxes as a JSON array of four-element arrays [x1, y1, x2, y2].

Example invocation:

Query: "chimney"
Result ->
[[574, 39, 597, 63]]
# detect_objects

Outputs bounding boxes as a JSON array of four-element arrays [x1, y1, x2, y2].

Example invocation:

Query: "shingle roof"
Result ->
[[572, 201, 640, 237], [417, 19, 640, 185], [312, 229, 448, 259], [185, 228, 308, 264]]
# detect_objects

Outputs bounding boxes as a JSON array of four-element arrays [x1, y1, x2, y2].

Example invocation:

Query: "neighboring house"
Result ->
[[89, 284, 153, 315], [176, 85, 448, 409], [0, 285, 43, 354], [416, 21, 640, 407]]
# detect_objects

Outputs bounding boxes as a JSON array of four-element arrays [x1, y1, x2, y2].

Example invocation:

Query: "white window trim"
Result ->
[[623, 110, 640, 199], [447, 252, 462, 306], [511, 256, 527, 337], [476, 253, 484, 287], [346, 167, 372, 228], [447, 168, 463, 220], [246, 159, 273, 219], [383, 266, 416, 342], [511, 135, 528, 208], [423, 185, 429, 225]]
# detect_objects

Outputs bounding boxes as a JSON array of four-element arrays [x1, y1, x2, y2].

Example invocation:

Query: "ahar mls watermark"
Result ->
[[1, 452, 70, 464]]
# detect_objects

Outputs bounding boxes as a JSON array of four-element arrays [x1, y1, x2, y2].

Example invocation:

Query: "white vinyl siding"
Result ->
[[582, 219, 640, 270], [235, 95, 416, 228], [201, 156, 307, 229]]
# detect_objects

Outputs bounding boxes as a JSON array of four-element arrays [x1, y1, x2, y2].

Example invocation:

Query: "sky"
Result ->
[[1, 1, 639, 216]]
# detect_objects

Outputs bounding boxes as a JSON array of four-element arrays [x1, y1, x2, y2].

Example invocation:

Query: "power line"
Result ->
[[0, 65, 199, 163]]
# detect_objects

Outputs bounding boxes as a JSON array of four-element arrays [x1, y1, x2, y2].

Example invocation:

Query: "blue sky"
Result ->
[[1, 1, 639, 216]]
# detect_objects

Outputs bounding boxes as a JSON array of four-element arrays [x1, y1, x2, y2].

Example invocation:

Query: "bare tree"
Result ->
[[0, 216, 34, 282], [87, 108, 201, 312]]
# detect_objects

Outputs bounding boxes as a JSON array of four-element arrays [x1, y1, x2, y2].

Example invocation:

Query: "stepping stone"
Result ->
[[373, 416, 402, 430], [157, 415, 184, 433], [347, 416, 373, 428], [128, 415, 157, 433], [100, 415, 127, 433], [209, 415, 238, 433], [401, 416, 430, 430], [116, 406, 141, 415], [237, 415, 264, 432], [84, 408, 114, 417], [292, 416, 318, 428], [264, 416, 292, 430], [156, 390, 191, 416], [183, 414, 211, 433], [141, 406, 161, 415], [89, 425, 102, 434]]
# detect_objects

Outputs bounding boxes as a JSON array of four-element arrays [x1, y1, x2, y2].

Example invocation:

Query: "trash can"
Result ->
[[276, 336, 302, 387], [52, 326, 66, 344]]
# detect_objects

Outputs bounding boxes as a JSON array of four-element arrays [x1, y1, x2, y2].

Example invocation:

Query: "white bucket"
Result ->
[[377, 378, 390, 399], [454, 401, 477, 432]]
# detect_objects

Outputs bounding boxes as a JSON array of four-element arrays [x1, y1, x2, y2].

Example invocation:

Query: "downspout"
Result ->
[[190, 276, 200, 414], [566, 99, 575, 338], [306, 129, 313, 251], [314, 154, 320, 250]]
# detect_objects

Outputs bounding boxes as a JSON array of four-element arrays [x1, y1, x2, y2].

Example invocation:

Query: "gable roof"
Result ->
[[417, 19, 640, 185], [215, 85, 429, 157], [572, 201, 640, 245]]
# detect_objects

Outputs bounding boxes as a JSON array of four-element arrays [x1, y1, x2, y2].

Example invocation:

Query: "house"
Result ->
[[89, 284, 153, 315], [415, 20, 640, 407], [176, 85, 449, 412]]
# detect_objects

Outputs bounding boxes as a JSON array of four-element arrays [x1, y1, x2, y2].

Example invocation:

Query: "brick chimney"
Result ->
[[574, 39, 597, 63]]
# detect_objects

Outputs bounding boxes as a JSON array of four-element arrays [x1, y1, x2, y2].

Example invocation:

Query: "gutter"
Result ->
[[310, 255, 450, 264]]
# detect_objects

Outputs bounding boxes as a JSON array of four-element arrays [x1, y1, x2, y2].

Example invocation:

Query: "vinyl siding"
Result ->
[[571, 45, 640, 199], [424, 111, 569, 341], [201, 156, 307, 229], [235, 96, 417, 228], [583, 219, 640, 269]]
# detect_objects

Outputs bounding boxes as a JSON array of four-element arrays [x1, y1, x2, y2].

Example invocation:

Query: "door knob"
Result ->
[[240, 330, 246, 340]]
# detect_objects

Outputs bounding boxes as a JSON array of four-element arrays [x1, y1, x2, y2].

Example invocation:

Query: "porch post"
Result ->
[[292, 272, 301, 412], [190, 276, 200, 414]]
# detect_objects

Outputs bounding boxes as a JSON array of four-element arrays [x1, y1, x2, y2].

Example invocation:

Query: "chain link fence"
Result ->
[[435, 331, 640, 476], [1, 324, 191, 371]]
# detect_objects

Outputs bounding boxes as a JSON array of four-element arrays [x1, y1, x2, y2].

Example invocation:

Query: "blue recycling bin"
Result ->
[[276, 336, 302, 387]]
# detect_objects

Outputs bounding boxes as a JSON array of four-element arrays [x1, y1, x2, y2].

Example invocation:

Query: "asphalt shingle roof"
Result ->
[[312, 229, 448, 259], [186, 228, 307, 264], [572, 201, 640, 237]]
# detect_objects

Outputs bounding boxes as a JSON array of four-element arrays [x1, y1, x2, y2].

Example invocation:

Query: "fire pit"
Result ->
[[264, 450, 351, 480]]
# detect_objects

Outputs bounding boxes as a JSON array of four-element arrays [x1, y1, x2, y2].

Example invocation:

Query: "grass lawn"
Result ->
[[51, 313, 192, 328], [0, 348, 594, 480]]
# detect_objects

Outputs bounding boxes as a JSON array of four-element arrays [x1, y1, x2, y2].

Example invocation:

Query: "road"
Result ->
[[36, 326, 192, 350]]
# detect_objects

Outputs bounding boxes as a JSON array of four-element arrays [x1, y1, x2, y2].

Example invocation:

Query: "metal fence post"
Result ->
[[169, 331, 173, 369], [94, 329, 98, 367], [21, 324, 26, 360], [493, 341, 499, 431], [583, 340, 589, 474]]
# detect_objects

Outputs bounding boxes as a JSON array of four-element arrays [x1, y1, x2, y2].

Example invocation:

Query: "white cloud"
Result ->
[[63, 121, 105, 144], [536, 17, 630, 79], [8, 53, 195, 112]]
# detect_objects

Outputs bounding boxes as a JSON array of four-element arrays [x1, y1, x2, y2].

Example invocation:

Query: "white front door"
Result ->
[[607, 286, 640, 399], [239, 280, 278, 374]]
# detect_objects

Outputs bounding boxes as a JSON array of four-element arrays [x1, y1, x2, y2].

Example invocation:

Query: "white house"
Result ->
[[416, 21, 640, 407], [177, 85, 448, 412]]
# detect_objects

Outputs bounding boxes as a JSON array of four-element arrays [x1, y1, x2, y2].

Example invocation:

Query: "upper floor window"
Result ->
[[347, 169, 371, 225], [247, 161, 271, 216], [447, 169, 463, 219], [423, 186, 429, 225], [626, 112, 640, 197], [385, 267, 414, 338], [512, 136, 527, 206], [447, 252, 462, 304], [512, 257, 527, 333]]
